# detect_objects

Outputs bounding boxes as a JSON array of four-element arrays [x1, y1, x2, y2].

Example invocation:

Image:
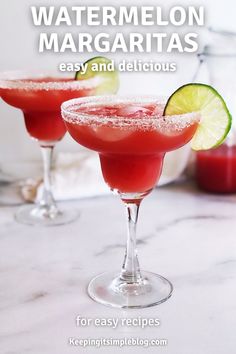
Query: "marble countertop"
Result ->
[[0, 178, 236, 354]]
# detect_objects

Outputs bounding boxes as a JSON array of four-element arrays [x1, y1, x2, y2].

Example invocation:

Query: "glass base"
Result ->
[[88, 271, 173, 309], [15, 204, 79, 226]]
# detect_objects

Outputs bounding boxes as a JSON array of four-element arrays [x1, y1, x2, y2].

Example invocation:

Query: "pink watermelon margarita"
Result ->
[[0, 72, 103, 226], [61, 96, 200, 309]]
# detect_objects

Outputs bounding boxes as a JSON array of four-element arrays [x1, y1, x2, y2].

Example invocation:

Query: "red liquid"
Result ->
[[0, 78, 94, 141], [100, 153, 163, 193], [65, 102, 198, 193], [196, 145, 236, 193]]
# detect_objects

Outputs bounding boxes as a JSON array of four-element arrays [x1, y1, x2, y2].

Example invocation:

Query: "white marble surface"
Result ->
[[0, 178, 236, 353]]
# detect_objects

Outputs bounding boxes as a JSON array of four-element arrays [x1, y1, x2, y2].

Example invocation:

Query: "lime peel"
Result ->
[[75, 56, 119, 95]]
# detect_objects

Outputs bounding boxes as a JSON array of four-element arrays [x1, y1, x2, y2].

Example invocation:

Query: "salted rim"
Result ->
[[0, 71, 103, 91], [61, 95, 201, 130]]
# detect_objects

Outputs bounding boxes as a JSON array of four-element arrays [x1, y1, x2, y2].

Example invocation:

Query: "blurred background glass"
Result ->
[[195, 28, 236, 193]]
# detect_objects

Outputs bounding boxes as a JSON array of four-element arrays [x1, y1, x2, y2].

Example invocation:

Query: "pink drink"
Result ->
[[196, 144, 236, 193], [61, 95, 201, 309], [62, 97, 199, 194], [0, 71, 103, 226]]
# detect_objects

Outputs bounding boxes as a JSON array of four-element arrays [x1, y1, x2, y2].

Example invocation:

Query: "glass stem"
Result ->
[[40, 144, 56, 208], [121, 201, 142, 283]]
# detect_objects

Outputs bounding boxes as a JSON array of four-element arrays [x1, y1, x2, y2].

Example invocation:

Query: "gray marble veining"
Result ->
[[0, 181, 236, 353]]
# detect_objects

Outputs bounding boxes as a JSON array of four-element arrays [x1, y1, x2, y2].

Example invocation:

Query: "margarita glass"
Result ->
[[61, 95, 200, 308], [0, 71, 103, 226]]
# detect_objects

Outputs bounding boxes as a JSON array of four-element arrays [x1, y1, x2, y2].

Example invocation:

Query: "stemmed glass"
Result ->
[[61, 95, 200, 308], [0, 71, 102, 226]]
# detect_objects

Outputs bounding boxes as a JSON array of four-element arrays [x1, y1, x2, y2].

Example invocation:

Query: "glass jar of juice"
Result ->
[[194, 28, 236, 193]]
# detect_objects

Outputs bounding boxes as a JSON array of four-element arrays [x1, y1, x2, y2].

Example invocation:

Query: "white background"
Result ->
[[0, 0, 235, 162]]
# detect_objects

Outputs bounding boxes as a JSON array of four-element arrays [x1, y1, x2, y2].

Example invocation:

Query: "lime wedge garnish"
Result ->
[[164, 83, 232, 151], [75, 56, 119, 95]]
